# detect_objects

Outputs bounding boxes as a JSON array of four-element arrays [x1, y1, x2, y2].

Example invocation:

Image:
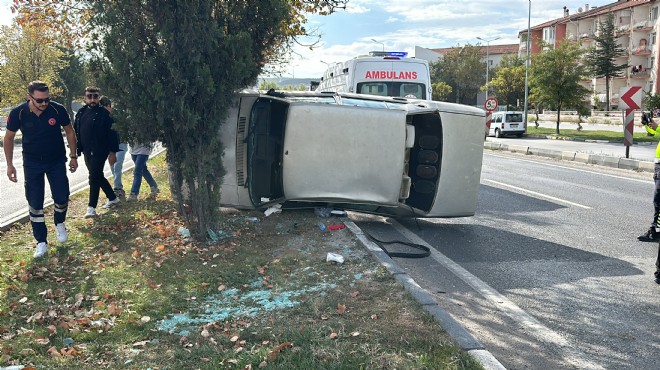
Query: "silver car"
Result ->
[[217, 90, 485, 218]]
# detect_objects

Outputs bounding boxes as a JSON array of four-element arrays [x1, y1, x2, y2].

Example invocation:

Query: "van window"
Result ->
[[357, 82, 427, 99], [359, 83, 388, 96], [494, 114, 502, 123], [400, 83, 422, 99], [506, 113, 523, 122]]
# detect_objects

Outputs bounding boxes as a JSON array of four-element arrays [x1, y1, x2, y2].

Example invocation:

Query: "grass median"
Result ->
[[526, 126, 660, 143], [0, 153, 482, 369]]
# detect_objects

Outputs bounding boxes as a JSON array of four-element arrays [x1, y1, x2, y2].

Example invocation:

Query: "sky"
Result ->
[[1, 0, 616, 78]]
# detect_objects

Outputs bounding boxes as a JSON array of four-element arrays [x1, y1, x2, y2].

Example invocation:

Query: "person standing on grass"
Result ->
[[127, 142, 160, 201], [3, 81, 78, 258], [99, 96, 127, 200], [74, 87, 120, 217]]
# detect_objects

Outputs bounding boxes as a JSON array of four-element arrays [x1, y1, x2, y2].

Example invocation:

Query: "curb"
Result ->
[[484, 140, 655, 173], [343, 220, 506, 370]]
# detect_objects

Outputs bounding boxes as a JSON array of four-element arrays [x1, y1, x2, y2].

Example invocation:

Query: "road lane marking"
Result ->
[[485, 152, 651, 184], [482, 179, 592, 209], [389, 219, 604, 370]]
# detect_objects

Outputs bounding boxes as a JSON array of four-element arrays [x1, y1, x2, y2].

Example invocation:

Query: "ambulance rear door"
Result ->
[[352, 59, 431, 100]]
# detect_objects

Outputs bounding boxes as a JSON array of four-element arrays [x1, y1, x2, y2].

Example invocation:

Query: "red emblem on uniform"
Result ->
[[48, 118, 56, 126]]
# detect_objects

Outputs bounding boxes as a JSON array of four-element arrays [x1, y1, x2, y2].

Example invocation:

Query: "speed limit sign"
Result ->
[[484, 97, 498, 112]]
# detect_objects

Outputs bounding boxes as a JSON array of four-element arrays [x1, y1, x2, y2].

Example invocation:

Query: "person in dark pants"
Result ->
[[638, 112, 660, 242], [656, 247, 660, 284], [74, 87, 120, 217], [3, 81, 79, 258]]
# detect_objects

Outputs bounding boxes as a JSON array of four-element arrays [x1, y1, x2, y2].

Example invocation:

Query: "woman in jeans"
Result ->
[[128, 143, 159, 201]]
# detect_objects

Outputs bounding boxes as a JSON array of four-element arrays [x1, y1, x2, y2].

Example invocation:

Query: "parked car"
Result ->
[[488, 111, 526, 138], [210, 90, 485, 218]]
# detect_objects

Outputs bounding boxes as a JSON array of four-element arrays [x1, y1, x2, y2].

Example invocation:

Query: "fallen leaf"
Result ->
[[217, 284, 226, 291], [201, 329, 210, 337], [140, 316, 151, 323], [336, 304, 346, 315], [18, 297, 28, 303], [155, 245, 166, 252], [47, 346, 61, 357], [370, 314, 378, 320], [133, 341, 148, 348], [350, 291, 360, 298], [46, 325, 57, 334], [329, 332, 338, 340], [200, 358, 210, 362], [267, 342, 292, 360], [35, 336, 50, 345], [350, 331, 360, 337], [230, 335, 239, 342], [107, 303, 123, 316]]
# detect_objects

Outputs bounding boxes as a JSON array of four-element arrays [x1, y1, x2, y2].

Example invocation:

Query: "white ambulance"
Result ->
[[317, 51, 432, 100]]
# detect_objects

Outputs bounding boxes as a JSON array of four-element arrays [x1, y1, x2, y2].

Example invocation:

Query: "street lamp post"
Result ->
[[476, 36, 501, 99], [371, 38, 385, 52], [524, 0, 531, 127]]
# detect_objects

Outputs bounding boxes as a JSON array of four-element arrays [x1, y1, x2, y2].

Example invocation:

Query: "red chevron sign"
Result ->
[[619, 86, 642, 110]]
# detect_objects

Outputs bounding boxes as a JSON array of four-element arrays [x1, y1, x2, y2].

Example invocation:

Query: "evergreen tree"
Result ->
[[530, 40, 591, 134], [585, 13, 628, 111], [94, 0, 292, 239]]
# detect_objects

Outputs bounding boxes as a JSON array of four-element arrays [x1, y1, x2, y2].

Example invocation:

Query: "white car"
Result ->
[[214, 90, 485, 218]]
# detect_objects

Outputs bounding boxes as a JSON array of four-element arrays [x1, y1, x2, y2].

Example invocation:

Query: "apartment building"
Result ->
[[520, 1, 660, 108], [415, 44, 519, 106]]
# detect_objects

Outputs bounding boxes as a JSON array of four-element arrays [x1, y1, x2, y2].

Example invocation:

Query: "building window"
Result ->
[[651, 7, 658, 21], [651, 56, 655, 70], [652, 32, 657, 45], [489, 60, 493, 66], [648, 81, 654, 93]]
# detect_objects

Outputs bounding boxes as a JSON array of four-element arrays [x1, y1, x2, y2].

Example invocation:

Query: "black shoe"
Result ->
[[655, 276, 660, 285], [637, 228, 659, 242]]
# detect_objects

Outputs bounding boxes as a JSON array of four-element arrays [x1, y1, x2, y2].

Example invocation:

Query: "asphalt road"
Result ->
[[0, 143, 137, 225], [353, 151, 659, 369]]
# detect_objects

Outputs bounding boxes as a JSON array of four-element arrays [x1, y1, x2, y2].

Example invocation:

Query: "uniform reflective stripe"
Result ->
[[54, 203, 68, 213], [29, 207, 44, 215], [30, 216, 45, 223]]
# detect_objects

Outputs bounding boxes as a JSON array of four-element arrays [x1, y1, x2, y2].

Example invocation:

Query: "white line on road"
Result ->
[[486, 152, 652, 184], [389, 219, 604, 370], [482, 179, 592, 209]]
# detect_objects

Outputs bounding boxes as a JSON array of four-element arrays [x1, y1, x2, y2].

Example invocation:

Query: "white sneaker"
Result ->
[[55, 223, 68, 243], [84, 207, 97, 218], [33, 242, 48, 258], [102, 197, 121, 209]]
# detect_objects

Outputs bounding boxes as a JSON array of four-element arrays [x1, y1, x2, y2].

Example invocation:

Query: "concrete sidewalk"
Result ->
[[484, 139, 656, 172]]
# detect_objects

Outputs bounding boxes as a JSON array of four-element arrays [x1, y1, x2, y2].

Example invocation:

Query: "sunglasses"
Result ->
[[29, 95, 50, 104], [86, 93, 99, 99]]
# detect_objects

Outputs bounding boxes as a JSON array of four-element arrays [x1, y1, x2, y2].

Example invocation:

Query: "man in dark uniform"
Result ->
[[74, 87, 120, 217], [3, 81, 78, 258]]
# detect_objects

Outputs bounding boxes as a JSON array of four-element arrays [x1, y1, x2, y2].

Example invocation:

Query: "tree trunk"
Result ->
[[605, 77, 611, 112], [556, 108, 561, 135]]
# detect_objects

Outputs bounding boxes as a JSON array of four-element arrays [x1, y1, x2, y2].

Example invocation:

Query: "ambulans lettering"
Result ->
[[364, 71, 418, 80]]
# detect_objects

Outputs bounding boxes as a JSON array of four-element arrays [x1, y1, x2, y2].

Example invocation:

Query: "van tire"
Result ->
[[516, 133, 523, 138], [495, 129, 502, 138]]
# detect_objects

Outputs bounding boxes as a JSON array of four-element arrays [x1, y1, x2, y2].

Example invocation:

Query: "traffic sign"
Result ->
[[619, 86, 642, 110], [484, 97, 498, 112]]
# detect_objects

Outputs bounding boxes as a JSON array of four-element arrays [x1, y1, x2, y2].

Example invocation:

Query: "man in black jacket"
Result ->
[[74, 87, 120, 217]]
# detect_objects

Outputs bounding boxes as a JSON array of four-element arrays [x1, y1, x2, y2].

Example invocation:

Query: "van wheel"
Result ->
[[495, 129, 502, 138], [516, 133, 523, 138]]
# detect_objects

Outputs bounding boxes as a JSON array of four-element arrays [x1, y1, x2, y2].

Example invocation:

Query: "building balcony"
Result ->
[[633, 20, 653, 31], [631, 70, 651, 79], [631, 48, 651, 55]]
